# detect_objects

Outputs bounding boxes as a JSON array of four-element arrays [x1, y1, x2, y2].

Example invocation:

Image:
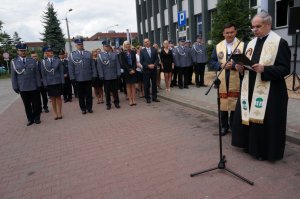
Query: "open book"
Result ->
[[231, 54, 255, 71]]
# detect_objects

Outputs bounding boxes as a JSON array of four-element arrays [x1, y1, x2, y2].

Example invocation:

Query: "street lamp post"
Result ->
[[106, 24, 118, 45], [65, 9, 73, 53]]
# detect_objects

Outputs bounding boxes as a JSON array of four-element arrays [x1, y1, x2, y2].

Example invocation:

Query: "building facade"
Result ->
[[135, 0, 299, 73]]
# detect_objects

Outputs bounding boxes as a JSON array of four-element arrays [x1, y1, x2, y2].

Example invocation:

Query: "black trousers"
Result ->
[[143, 69, 157, 100], [71, 81, 78, 97], [221, 111, 235, 130], [177, 67, 189, 87], [63, 79, 72, 101], [171, 66, 178, 85], [40, 86, 48, 111], [20, 90, 41, 122], [76, 81, 93, 111], [188, 65, 194, 84], [119, 74, 127, 94], [195, 63, 206, 86], [103, 79, 119, 106]]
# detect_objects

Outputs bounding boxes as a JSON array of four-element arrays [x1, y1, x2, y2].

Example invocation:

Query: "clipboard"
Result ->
[[231, 54, 255, 71]]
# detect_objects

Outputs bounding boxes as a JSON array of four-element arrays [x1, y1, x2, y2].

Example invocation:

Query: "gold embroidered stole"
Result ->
[[216, 39, 244, 111], [241, 31, 280, 125]]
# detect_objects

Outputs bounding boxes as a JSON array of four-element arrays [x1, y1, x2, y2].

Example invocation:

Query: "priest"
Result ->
[[232, 11, 291, 161]]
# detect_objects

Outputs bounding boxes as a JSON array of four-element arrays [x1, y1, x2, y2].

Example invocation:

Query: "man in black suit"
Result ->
[[140, 38, 160, 103]]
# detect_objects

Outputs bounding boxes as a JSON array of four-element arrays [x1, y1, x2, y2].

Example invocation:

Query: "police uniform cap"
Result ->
[[74, 37, 84, 45], [102, 40, 110, 46], [43, 45, 53, 52], [15, 42, 27, 50], [178, 38, 185, 42]]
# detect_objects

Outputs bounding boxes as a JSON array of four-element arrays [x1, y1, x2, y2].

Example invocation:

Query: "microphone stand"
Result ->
[[190, 38, 254, 186]]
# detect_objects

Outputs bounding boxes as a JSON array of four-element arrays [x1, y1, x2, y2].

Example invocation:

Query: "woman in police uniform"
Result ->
[[41, 46, 65, 120]]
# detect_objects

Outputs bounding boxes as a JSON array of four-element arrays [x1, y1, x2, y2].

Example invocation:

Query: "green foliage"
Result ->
[[12, 32, 22, 45], [210, 0, 255, 45], [41, 2, 65, 54], [0, 23, 19, 70], [206, 0, 255, 70]]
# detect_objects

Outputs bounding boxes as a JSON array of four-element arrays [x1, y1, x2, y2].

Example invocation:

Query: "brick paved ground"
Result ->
[[157, 81, 300, 144], [0, 92, 300, 199]]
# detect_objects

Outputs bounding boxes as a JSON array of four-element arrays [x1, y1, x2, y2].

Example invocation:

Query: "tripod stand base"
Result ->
[[285, 73, 300, 91], [190, 155, 254, 186]]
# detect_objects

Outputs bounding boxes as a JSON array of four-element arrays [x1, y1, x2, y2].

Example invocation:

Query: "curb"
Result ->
[[158, 94, 300, 146]]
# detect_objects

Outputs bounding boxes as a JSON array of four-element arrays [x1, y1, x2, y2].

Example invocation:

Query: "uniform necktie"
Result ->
[[80, 51, 83, 56], [23, 58, 26, 64]]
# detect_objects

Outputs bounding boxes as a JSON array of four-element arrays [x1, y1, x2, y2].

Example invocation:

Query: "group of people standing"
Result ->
[[11, 11, 291, 162]]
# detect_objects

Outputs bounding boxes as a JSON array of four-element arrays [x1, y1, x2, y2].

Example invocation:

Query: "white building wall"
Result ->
[[151, 16, 154, 31], [208, 0, 218, 10], [164, 9, 169, 25], [140, 22, 143, 34], [172, 4, 178, 22], [145, 19, 148, 32], [182, 0, 189, 18], [194, 0, 202, 15], [157, 13, 161, 28]]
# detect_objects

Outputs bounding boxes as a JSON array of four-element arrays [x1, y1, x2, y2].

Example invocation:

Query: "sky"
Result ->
[[0, 0, 137, 42]]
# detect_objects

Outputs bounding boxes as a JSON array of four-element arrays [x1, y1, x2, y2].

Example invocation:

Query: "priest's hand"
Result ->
[[252, 64, 264, 73], [235, 63, 244, 73]]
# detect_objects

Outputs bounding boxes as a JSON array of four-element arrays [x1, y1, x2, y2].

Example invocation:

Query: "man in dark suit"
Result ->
[[139, 38, 160, 103], [59, 50, 72, 103], [31, 51, 49, 113]]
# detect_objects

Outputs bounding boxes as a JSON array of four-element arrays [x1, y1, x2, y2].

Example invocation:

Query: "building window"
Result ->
[[250, 0, 257, 7], [276, 0, 293, 28], [197, 15, 203, 35]]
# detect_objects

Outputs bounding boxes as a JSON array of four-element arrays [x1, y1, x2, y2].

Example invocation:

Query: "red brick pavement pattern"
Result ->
[[0, 95, 300, 199]]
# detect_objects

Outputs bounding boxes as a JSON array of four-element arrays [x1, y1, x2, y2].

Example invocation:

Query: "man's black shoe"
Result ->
[[34, 119, 41, 124], [44, 108, 49, 113], [179, 86, 183, 89], [152, 99, 160, 102], [115, 104, 120, 109], [82, 110, 87, 114], [64, 100, 68, 103], [88, 110, 93, 113], [27, 121, 34, 126], [106, 105, 111, 110], [221, 128, 228, 136], [184, 86, 189, 89], [146, 99, 151, 103]]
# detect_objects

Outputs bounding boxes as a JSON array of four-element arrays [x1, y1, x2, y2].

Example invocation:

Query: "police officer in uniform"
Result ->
[[174, 38, 192, 89], [169, 41, 178, 87], [97, 40, 121, 110], [192, 35, 208, 87], [68, 37, 96, 114], [185, 40, 194, 85], [11, 43, 41, 126], [59, 50, 72, 102], [41, 45, 65, 120]]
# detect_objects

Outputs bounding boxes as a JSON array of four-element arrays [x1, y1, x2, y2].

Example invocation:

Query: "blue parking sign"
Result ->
[[178, 11, 186, 27]]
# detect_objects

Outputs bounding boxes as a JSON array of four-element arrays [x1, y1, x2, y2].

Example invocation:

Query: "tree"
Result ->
[[210, 0, 255, 44], [12, 32, 22, 45], [206, 0, 255, 70], [41, 2, 65, 53]]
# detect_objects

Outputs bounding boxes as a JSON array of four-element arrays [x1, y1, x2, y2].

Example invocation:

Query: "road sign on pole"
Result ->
[[3, 52, 9, 61], [178, 11, 186, 27]]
